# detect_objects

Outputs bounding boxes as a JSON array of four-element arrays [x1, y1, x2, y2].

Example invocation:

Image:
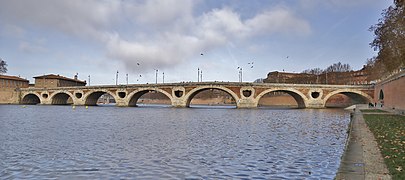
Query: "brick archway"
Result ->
[[127, 88, 173, 107], [323, 89, 373, 105], [21, 93, 41, 105], [255, 88, 308, 108], [184, 86, 240, 107], [84, 90, 118, 106]]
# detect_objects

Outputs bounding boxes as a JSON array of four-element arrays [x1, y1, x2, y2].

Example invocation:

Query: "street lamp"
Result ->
[[162, 72, 165, 83], [154, 69, 158, 84], [116, 70, 119, 85], [237, 67, 243, 82], [88, 75, 90, 86], [197, 68, 200, 82], [200, 70, 202, 82], [126, 73, 128, 85], [240, 68, 243, 82]]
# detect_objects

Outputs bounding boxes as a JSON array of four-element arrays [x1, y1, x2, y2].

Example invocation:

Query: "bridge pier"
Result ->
[[237, 99, 257, 108], [41, 98, 52, 105], [115, 99, 128, 107], [73, 99, 86, 106], [171, 98, 187, 108], [306, 99, 325, 108]]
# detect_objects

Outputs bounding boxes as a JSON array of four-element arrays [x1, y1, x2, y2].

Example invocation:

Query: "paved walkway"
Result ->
[[335, 109, 391, 179]]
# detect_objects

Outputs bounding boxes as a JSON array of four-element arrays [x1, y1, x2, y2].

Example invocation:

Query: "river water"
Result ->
[[0, 105, 350, 179]]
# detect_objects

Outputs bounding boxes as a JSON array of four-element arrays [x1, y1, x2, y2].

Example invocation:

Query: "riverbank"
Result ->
[[363, 111, 405, 179], [335, 108, 391, 179]]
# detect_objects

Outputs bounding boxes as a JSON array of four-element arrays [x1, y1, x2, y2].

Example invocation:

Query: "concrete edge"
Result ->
[[335, 109, 392, 180]]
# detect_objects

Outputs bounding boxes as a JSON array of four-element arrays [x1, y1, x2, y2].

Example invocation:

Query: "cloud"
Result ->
[[19, 41, 47, 53], [299, 0, 383, 9], [0, 0, 119, 39], [0, 1, 311, 73], [246, 8, 311, 36], [1, 24, 25, 38], [123, 0, 194, 27]]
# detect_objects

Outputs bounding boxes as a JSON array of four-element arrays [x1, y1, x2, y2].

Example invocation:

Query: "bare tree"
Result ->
[[0, 58, 7, 74], [325, 62, 352, 73], [369, 0, 405, 75], [254, 78, 264, 83], [302, 68, 323, 75]]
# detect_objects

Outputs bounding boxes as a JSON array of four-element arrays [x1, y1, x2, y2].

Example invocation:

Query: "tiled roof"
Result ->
[[0, 74, 29, 82], [33, 74, 86, 83]]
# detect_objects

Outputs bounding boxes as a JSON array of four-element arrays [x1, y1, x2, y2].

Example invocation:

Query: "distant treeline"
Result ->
[[301, 62, 352, 75]]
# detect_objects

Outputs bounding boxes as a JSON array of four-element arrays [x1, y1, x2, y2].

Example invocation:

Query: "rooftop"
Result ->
[[33, 74, 86, 83], [0, 74, 29, 82]]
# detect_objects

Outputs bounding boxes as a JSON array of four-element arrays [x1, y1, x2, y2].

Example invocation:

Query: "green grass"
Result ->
[[361, 109, 387, 113], [363, 114, 405, 179]]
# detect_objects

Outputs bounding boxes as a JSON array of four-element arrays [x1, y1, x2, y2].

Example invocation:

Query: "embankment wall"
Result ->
[[374, 71, 405, 111]]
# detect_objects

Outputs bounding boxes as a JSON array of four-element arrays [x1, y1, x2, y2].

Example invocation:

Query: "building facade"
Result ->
[[264, 68, 369, 85], [0, 74, 29, 104], [33, 74, 86, 88]]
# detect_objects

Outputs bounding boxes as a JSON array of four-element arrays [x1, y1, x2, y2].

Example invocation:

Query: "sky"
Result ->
[[0, 0, 392, 85]]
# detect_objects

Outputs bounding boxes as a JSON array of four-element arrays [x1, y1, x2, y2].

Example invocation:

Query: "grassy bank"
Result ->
[[363, 114, 405, 179], [360, 109, 387, 113]]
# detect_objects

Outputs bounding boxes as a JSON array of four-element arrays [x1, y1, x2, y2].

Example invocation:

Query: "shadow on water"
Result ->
[[136, 104, 172, 108], [189, 104, 237, 109], [258, 105, 300, 109]]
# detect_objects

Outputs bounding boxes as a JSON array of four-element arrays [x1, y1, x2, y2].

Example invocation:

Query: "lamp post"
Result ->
[[162, 72, 165, 83], [155, 69, 158, 84], [237, 67, 243, 82], [200, 70, 202, 82], [126, 73, 128, 85], [197, 68, 200, 82], [88, 75, 90, 86], [116, 71, 119, 85]]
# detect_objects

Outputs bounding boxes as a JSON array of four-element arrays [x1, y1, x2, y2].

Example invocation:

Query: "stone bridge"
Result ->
[[18, 82, 374, 108]]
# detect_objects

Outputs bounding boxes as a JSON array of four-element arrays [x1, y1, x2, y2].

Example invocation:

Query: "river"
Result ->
[[0, 105, 350, 179]]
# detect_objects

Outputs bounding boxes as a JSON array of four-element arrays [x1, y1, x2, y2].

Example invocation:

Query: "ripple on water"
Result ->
[[0, 105, 350, 179]]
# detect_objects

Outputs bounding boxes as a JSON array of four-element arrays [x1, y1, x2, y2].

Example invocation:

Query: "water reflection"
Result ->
[[0, 105, 349, 179]]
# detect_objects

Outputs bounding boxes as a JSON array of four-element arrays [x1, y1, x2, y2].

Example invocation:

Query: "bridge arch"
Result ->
[[323, 89, 373, 107], [21, 93, 41, 105], [184, 86, 239, 107], [127, 88, 173, 107], [84, 90, 117, 106], [50, 91, 74, 105], [255, 88, 308, 108]]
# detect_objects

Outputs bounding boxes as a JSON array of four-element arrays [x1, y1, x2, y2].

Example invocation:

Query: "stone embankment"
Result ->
[[336, 108, 391, 179]]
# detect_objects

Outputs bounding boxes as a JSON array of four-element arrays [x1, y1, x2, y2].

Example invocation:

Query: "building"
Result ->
[[264, 67, 369, 85], [0, 74, 29, 104], [33, 74, 86, 88]]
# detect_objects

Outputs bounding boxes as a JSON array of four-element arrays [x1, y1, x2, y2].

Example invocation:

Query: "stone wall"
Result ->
[[0, 88, 19, 104], [35, 79, 58, 88], [264, 68, 369, 85], [374, 71, 405, 111]]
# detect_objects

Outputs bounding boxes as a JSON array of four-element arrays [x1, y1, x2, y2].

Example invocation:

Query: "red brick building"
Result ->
[[0, 74, 29, 104], [33, 74, 86, 88], [264, 68, 369, 85]]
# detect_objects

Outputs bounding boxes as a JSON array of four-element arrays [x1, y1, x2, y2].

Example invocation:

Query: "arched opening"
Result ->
[[85, 91, 116, 106], [128, 90, 171, 107], [75, 92, 82, 99], [22, 94, 41, 105], [325, 92, 370, 108], [258, 90, 305, 109], [51, 93, 73, 105], [187, 88, 237, 108], [379, 89, 384, 100]]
